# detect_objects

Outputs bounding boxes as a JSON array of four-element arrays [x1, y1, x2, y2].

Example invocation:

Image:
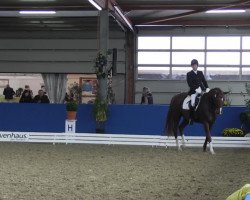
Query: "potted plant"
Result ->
[[222, 128, 245, 137], [93, 96, 108, 133], [92, 52, 112, 133], [66, 101, 78, 120]]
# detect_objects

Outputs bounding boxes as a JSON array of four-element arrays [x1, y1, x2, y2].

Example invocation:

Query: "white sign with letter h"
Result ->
[[65, 120, 76, 133]]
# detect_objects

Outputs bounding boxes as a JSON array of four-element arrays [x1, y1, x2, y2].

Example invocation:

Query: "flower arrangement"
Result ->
[[94, 53, 108, 79], [222, 128, 245, 137]]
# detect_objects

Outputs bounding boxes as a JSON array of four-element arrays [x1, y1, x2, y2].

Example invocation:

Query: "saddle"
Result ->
[[182, 94, 202, 111]]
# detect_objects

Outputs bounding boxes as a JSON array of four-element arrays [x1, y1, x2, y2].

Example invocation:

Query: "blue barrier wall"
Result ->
[[0, 103, 247, 136]]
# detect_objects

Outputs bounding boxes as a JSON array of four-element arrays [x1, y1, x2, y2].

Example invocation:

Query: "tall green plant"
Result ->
[[242, 83, 250, 110], [93, 96, 108, 122]]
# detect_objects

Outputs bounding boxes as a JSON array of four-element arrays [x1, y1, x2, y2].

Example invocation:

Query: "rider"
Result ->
[[187, 59, 210, 110]]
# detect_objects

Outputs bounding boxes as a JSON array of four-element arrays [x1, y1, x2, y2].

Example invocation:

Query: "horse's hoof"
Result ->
[[178, 147, 182, 152], [210, 151, 216, 155]]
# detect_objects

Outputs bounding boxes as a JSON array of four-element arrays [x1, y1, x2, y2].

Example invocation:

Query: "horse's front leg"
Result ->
[[203, 122, 215, 154], [179, 117, 189, 148]]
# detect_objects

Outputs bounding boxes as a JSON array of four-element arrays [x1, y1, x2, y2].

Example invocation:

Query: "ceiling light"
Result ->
[[206, 9, 245, 14], [19, 11, 56, 15], [114, 6, 133, 31], [88, 0, 102, 11]]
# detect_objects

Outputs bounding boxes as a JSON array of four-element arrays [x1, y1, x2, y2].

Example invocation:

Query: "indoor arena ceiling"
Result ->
[[0, 0, 250, 31]]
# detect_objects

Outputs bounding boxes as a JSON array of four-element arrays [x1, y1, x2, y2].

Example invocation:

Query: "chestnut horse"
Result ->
[[166, 88, 224, 154]]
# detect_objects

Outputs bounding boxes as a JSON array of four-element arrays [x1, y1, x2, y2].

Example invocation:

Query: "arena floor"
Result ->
[[0, 143, 249, 200]]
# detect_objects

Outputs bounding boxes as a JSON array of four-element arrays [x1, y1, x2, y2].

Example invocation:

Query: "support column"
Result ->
[[98, 10, 109, 100], [125, 31, 136, 104]]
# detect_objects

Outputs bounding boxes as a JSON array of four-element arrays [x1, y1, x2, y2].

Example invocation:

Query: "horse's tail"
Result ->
[[165, 93, 186, 136], [165, 98, 176, 136]]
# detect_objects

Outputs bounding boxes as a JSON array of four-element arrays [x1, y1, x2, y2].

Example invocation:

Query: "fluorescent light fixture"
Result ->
[[19, 11, 56, 15], [88, 0, 102, 11], [114, 6, 133, 31], [206, 9, 245, 13]]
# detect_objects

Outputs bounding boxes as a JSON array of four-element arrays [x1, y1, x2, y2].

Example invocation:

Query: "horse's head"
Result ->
[[207, 88, 225, 114]]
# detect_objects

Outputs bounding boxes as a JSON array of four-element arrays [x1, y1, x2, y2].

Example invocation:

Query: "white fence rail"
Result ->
[[0, 132, 250, 148]]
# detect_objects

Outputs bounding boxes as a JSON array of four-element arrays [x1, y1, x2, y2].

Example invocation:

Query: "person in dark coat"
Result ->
[[19, 90, 33, 103], [33, 89, 50, 103], [141, 87, 153, 104], [3, 84, 15, 102], [187, 59, 210, 108]]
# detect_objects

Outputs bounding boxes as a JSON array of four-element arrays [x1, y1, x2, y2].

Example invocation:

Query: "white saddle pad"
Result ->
[[182, 96, 190, 110]]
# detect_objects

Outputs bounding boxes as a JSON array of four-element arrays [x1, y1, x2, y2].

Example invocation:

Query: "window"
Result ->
[[242, 37, 250, 49], [242, 52, 250, 65], [138, 37, 170, 49], [138, 67, 169, 80], [207, 37, 240, 49], [138, 52, 170, 65], [137, 35, 248, 80], [207, 52, 240, 65], [207, 67, 239, 80], [172, 37, 205, 49], [172, 52, 204, 65]]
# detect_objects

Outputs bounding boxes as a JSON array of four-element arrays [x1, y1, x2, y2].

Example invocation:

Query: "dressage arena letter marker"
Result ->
[[65, 120, 76, 133]]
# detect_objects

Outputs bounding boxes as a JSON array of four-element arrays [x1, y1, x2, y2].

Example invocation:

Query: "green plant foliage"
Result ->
[[68, 82, 82, 103], [94, 52, 112, 79], [241, 83, 250, 110], [66, 101, 78, 111], [93, 97, 108, 122], [222, 128, 245, 137]]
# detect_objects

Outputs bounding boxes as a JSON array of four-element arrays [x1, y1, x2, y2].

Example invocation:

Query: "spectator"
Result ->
[[23, 85, 33, 97], [41, 85, 46, 94], [33, 90, 50, 103], [3, 84, 15, 102], [19, 90, 33, 103], [141, 87, 153, 104]]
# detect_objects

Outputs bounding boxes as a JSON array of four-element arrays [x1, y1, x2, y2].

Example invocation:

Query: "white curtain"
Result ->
[[42, 73, 67, 103]]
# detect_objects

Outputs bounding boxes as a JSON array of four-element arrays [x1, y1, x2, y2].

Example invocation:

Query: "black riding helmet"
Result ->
[[191, 59, 199, 66]]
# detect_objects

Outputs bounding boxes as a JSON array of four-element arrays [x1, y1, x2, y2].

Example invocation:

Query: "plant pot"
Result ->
[[95, 121, 105, 133], [95, 128, 105, 133], [67, 111, 77, 120]]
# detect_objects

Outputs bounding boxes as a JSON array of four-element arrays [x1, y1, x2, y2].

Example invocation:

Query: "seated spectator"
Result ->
[[33, 90, 50, 103], [141, 87, 153, 104], [3, 84, 15, 102], [19, 90, 33, 103]]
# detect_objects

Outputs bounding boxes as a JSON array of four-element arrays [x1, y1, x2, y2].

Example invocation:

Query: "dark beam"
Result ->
[[140, 19, 250, 26], [137, 0, 250, 25], [120, 3, 250, 11]]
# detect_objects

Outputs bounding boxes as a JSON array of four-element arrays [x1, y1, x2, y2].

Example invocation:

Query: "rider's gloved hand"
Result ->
[[195, 87, 202, 94], [206, 88, 210, 93]]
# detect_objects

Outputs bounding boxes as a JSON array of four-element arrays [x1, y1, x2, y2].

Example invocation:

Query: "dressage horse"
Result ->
[[166, 88, 224, 154]]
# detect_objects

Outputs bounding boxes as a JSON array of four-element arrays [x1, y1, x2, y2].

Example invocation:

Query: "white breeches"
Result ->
[[190, 94, 197, 107]]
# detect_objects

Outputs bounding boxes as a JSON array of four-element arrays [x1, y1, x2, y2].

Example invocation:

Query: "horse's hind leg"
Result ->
[[203, 122, 215, 154], [179, 118, 189, 148], [173, 121, 182, 151]]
